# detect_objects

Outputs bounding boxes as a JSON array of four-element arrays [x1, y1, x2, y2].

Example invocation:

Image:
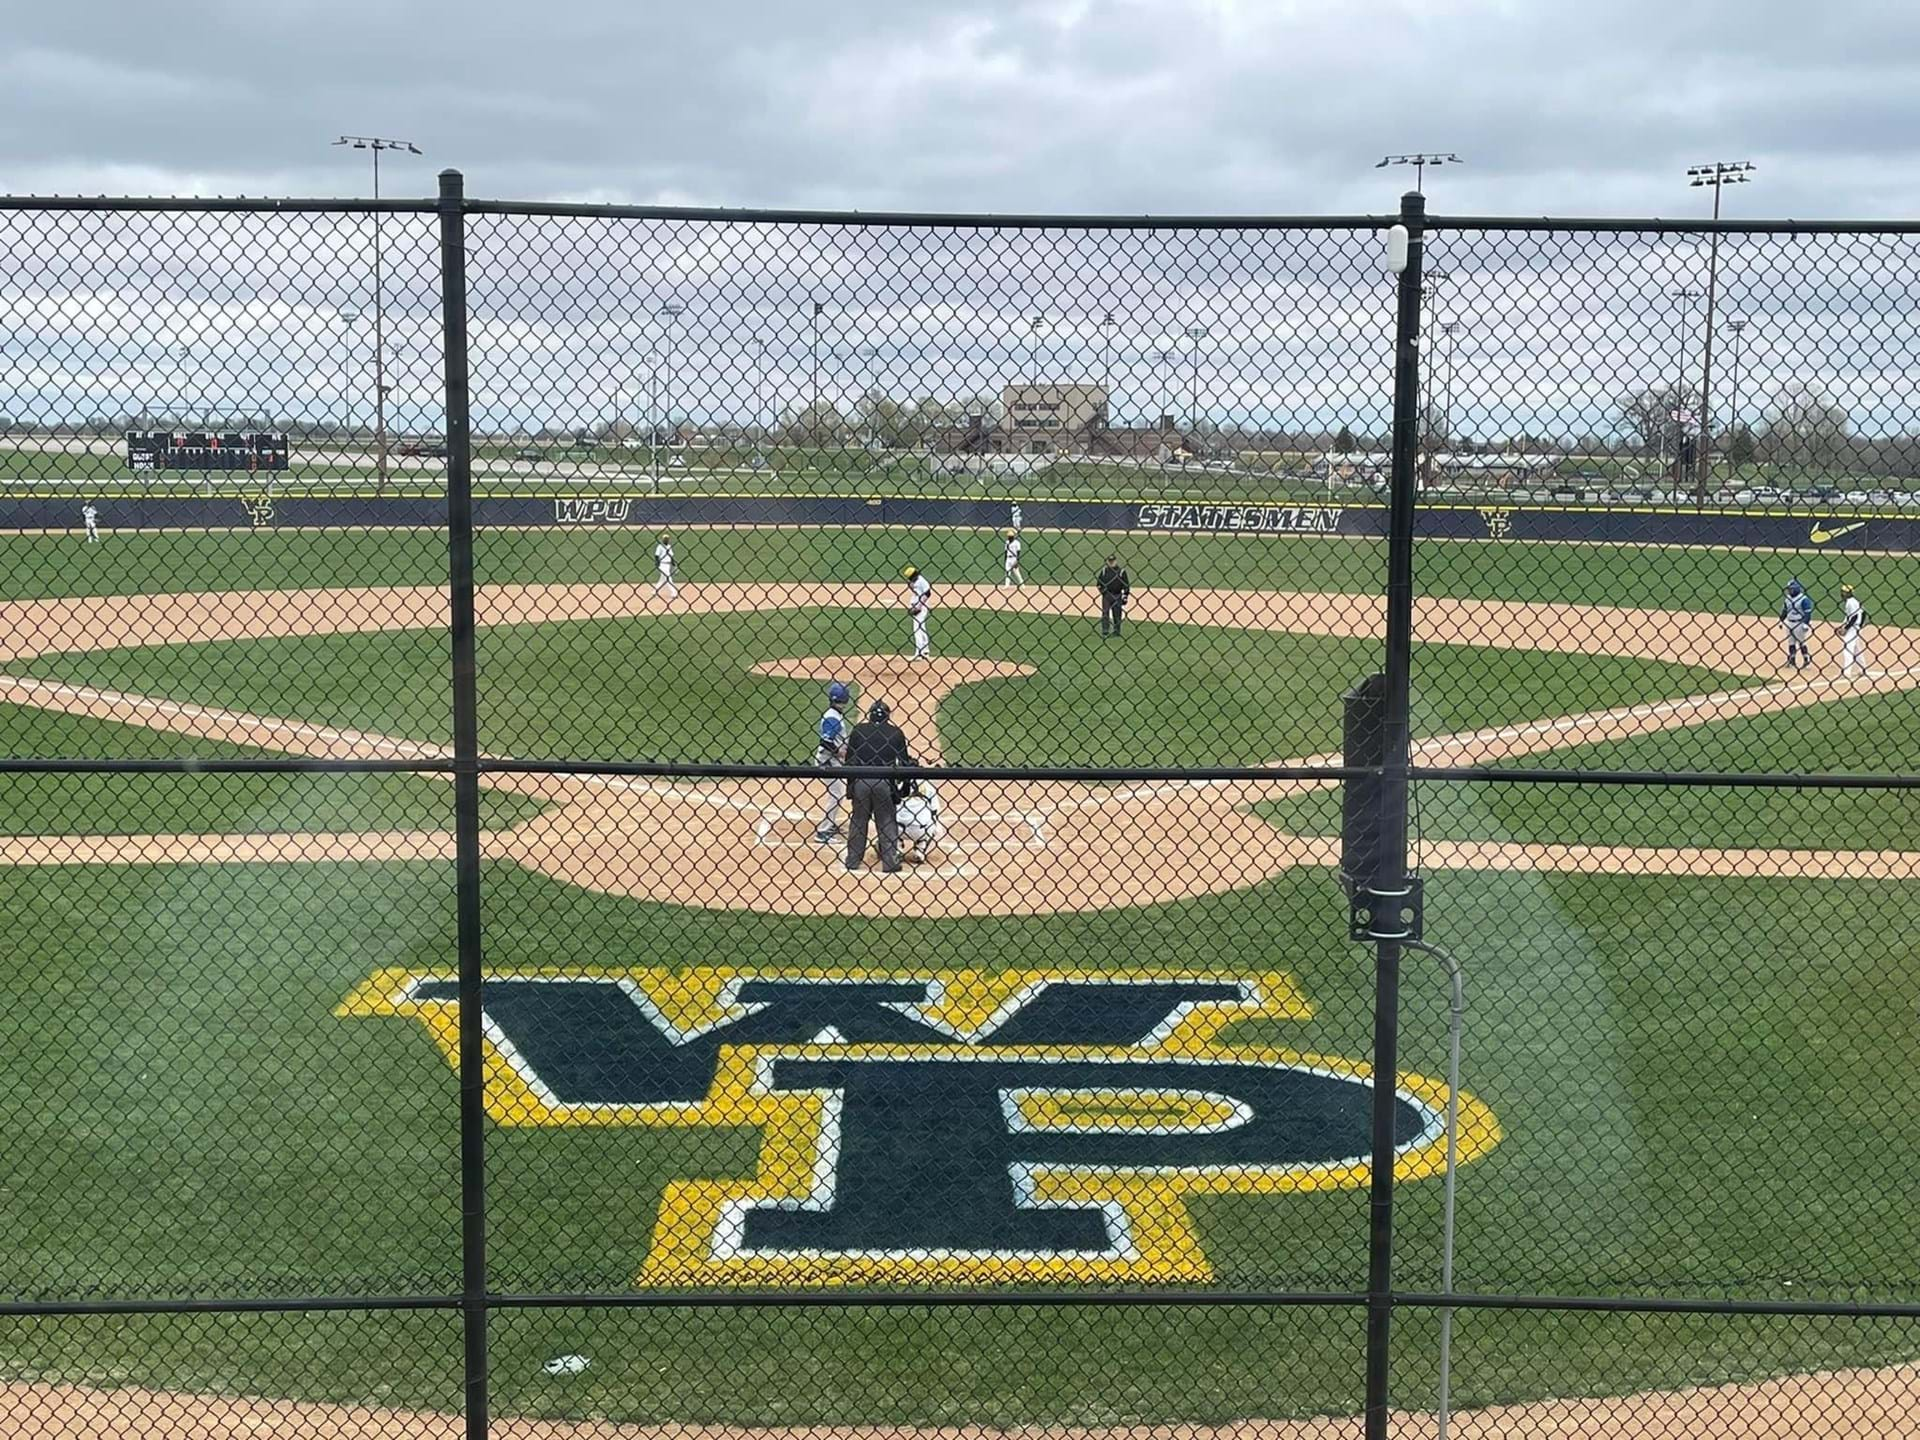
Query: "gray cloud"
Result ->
[[6, 0, 1918, 217]]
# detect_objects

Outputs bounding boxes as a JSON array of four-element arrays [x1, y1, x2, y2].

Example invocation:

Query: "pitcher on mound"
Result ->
[[904, 565, 932, 658]]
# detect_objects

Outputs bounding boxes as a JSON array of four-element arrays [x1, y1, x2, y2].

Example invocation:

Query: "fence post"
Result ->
[[1363, 188, 1425, 1440], [437, 165, 489, 1440]]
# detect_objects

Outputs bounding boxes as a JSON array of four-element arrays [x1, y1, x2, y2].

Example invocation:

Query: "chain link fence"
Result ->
[[2, 174, 1919, 1437]]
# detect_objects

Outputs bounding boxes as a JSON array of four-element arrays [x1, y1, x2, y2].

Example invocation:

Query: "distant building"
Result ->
[[999, 383, 1108, 452]]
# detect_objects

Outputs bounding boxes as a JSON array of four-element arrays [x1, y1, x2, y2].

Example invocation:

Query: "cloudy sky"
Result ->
[[7, 0, 1918, 218]]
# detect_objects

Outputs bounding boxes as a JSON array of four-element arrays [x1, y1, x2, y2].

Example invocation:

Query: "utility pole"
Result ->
[[1687, 161, 1755, 500], [1727, 318, 1748, 473], [333, 136, 422, 493]]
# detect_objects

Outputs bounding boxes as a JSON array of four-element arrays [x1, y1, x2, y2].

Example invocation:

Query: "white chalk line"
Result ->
[[0, 674, 455, 760], [1067, 664, 1920, 814]]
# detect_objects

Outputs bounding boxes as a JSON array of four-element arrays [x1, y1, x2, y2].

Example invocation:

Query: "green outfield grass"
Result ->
[[2, 523, 1918, 1426]]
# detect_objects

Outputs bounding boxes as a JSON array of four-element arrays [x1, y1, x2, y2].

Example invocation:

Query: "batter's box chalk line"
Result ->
[[753, 811, 1048, 853]]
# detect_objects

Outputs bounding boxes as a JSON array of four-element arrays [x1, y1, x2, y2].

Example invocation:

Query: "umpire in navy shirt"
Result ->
[[1097, 555, 1131, 636], [844, 700, 914, 873]]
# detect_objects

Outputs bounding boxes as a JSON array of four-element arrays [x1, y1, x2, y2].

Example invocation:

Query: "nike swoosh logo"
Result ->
[[1810, 521, 1868, 544]]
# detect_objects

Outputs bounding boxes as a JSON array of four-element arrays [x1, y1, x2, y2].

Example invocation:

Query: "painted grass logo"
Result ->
[[341, 966, 1499, 1285]]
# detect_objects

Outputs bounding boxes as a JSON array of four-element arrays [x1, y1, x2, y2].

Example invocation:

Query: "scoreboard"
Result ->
[[126, 431, 290, 472]]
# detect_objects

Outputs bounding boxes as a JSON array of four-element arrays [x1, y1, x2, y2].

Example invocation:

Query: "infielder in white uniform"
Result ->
[[904, 565, 932, 658], [653, 533, 679, 598], [896, 779, 942, 863], [1840, 583, 1866, 677], [81, 503, 99, 544], [1001, 528, 1024, 587]]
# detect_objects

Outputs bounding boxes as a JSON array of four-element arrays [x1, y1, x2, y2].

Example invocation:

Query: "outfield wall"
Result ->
[[5, 493, 1914, 552]]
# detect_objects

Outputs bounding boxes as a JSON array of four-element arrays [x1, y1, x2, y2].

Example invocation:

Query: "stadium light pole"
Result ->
[[1671, 286, 1704, 492], [1185, 323, 1209, 448], [1376, 153, 1463, 196], [333, 309, 362, 440], [753, 334, 770, 470], [1152, 347, 1178, 475], [809, 300, 825, 441], [1100, 309, 1117, 432], [333, 136, 421, 493], [1418, 272, 1451, 482], [1726, 317, 1749, 473], [1687, 161, 1755, 501], [655, 300, 684, 484], [1440, 320, 1460, 453]]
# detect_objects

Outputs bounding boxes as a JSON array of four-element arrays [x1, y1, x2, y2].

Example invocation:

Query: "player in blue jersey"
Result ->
[[814, 681, 852, 842], [1780, 579, 1814, 669]]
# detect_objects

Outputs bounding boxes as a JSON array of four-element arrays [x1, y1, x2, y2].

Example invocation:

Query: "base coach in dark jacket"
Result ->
[[844, 700, 914, 873], [1097, 555, 1131, 636]]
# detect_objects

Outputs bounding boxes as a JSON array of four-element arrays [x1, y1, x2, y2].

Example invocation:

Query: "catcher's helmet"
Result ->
[[867, 701, 891, 724], [827, 681, 851, 706], [1788, 579, 1803, 596]]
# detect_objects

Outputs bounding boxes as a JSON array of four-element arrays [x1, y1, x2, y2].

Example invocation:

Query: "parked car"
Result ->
[[1844, 490, 1872, 505], [514, 447, 544, 462]]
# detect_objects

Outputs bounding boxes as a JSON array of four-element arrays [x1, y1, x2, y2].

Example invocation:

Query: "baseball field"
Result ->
[[3, 518, 1920, 1435]]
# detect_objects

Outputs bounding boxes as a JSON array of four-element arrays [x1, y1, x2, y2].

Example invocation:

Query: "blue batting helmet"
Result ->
[[828, 681, 851, 706]]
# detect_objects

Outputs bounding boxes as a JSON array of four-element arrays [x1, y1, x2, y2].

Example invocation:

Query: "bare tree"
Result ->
[[1760, 383, 1851, 468], [855, 389, 913, 448], [781, 401, 849, 445], [1615, 383, 1692, 455]]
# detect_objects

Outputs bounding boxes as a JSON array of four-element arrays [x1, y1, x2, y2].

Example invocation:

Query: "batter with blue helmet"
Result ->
[[814, 681, 852, 843], [1781, 579, 1814, 670]]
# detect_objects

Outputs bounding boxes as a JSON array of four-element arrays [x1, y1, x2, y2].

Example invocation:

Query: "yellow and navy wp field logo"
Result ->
[[341, 967, 1499, 1285]]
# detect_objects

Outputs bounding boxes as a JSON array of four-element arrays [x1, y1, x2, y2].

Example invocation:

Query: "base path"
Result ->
[[0, 581, 1916, 915]]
